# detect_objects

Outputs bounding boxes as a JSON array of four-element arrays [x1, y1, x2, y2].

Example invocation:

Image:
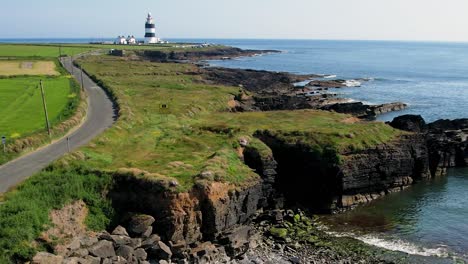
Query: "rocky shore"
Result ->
[[201, 67, 406, 119]]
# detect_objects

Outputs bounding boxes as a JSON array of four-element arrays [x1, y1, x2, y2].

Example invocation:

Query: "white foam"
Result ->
[[344, 80, 362, 87], [328, 232, 449, 258], [324, 74, 337, 79]]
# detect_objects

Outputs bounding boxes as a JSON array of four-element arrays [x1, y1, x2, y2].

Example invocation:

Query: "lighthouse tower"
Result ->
[[145, 13, 159, 44]]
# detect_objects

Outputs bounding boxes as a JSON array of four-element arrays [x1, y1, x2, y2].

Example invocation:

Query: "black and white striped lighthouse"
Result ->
[[145, 13, 159, 44]]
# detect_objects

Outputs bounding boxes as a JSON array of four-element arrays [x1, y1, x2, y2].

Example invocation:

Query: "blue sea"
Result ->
[[3, 38, 467, 262]]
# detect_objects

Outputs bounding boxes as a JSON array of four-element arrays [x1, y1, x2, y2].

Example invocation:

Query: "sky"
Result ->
[[2, 0, 468, 42]]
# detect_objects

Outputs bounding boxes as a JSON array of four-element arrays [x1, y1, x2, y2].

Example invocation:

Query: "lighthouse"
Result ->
[[145, 13, 159, 44]]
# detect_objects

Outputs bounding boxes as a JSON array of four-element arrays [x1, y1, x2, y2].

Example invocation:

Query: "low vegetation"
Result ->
[[0, 169, 114, 262]]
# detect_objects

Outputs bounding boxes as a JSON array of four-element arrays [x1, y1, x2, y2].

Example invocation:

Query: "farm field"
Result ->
[[0, 76, 75, 138], [0, 60, 59, 76], [0, 44, 96, 57]]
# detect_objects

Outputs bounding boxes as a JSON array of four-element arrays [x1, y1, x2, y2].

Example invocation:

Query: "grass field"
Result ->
[[0, 44, 96, 57], [0, 61, 59, 76], [0, 76, 76, 138], [73, 55, 401, 190]]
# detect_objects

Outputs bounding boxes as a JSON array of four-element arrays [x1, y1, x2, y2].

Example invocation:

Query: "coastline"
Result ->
[[1, 42, 466, 262]]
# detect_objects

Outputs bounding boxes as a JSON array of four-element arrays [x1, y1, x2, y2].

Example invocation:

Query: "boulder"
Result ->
[[112, 225, 130, 237], [148, 241, 172, 260], [141, 234, 161, 249], [88, 240, 116, 258], [141, 226, 153, 238], [390, 115, 427, 132], [128, 214, 155, 236], [80, 236, 99, 247], [62, 257, 81, 264], [70, 248, 89, 258], [83, 255, 101, 264], [218, 226, 253, 257], [111, 235, 132, 246], [116, 245, 134, 260], [129, 238, 142, 249], [32, 252, 64, 264], [134, 248, 148, 261]]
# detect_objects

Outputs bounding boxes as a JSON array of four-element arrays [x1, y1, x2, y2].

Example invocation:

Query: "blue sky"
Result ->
[[2, 0, 468, 41]]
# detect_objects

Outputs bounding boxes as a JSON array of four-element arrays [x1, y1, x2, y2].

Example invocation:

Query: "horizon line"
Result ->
[[2, 37, 468, 45]]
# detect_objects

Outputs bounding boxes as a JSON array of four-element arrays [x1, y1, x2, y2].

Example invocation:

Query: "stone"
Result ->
[[141, 226, 153, 238], [159, 261, 169, 264], [88, 240, 116, 258], [141, 234, 161, 249], [111, 235, 132, 246], [83, 255, 101, 264], [218, 226, 253, 257], [62, 257, 81, 264], [239, 137, 249, 147], [390, 114, 427, 133], [112, 225, 130, 236], [169, 180, 179, 187], [134, 248, 148, 261], [129, 238, 142, 249], [70, 248, 89, 258], [110, 256, 127, 264], [80, 237, 99, 247], [116, 245, 134, 260], [149, 241, 172, 260], [98, 231, 114, 241], [67, 238, 81, 251], [128, 214, 155, 236], [32, 252, 64, 264]]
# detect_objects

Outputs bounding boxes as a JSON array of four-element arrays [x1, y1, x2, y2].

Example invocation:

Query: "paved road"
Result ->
[[0, 57, 117, 193]]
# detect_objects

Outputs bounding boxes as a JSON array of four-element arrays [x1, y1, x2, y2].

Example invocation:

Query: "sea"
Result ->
[[3, 38, 467, 262]]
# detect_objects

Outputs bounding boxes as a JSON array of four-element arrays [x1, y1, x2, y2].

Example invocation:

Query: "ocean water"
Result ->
[[3, 38, 468, 261]]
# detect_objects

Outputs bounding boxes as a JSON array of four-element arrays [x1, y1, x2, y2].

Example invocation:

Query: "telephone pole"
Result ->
[[39, 80, 51, 138]]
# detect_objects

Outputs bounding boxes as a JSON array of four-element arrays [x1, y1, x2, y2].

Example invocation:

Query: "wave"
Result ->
[[324, 74, 337, 79], [328, 231, 450, 258], [344, 80, 362, 87]]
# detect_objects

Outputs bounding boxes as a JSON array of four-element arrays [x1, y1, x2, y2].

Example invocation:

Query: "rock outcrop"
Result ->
[[388, 115, 468, 177]]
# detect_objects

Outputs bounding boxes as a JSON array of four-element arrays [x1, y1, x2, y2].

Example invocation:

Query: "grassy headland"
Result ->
[[67, 54, 400, 191]]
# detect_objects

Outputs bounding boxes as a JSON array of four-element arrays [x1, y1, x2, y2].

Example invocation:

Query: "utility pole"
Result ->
[[80, 65, 85, 92], [66, 137, 71, 152], [59, 45, 62, 57], [39, 80, 51, 138]]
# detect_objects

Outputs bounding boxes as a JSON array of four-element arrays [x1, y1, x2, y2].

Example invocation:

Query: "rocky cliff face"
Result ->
[[108, 116, 466, 251], [255, 131, 431, 211], [339, 134, 431, 208], [109, 145, 279, 245], [389, 115, 468, 177]]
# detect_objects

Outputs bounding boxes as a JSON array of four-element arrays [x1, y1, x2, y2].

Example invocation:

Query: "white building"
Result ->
[[145, 13, 160, 44], [115, 36, 127, 45], [127, 35, 137, 45]]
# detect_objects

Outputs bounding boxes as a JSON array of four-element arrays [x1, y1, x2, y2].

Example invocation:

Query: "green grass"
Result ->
[[0, 76, 77, 138], [67, 55, 401, 191], [0, 44, 96, 58], [0, 169, 114, 263]]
